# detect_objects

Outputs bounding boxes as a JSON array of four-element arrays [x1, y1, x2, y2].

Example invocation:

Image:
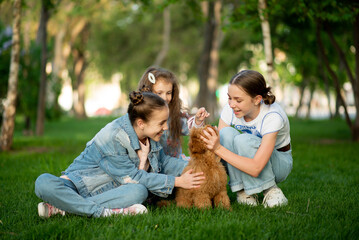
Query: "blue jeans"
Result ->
[[220, 127, 293, 195], [35, 173, 148, 217]]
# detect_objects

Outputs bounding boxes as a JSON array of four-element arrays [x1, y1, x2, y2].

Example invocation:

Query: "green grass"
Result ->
[[1, 117, 359, 239]]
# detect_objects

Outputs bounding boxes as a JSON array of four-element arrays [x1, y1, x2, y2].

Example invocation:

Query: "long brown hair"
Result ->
[[230, 70, 275, 105], [138, 67, 182, 143]]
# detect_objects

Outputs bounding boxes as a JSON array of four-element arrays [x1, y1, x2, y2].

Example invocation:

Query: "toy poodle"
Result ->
[[175, 125, 231, 210]]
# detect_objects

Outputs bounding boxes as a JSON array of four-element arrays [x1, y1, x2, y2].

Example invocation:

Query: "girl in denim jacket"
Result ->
[[138, 67, 209, 159], [201, 70, 292, 208], [35, 91, 205, 218]]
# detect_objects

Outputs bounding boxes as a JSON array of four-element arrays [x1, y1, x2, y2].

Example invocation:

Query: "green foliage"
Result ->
[[223, 0, 261, 31], [0, 117, 358, 239], [87, 1, 203, 91], [16, 41, 41, 127], [290, 0, 359, 23]]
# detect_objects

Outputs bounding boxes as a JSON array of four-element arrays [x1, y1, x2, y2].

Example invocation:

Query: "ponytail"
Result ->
[[262, 87, 276, 105]]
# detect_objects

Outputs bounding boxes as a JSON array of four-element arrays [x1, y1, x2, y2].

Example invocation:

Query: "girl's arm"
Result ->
[[194, 107, 210, 125], [202, 127, 277, 177], [217, 118, 229, 131], [187, 107, 210, 129]]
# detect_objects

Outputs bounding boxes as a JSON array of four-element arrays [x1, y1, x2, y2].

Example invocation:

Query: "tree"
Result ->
[[309, 1, 359, 141], [87, 1, 203, 94], [258, 0, 274, 87], [69, 19, 90, 119], [0, 0, 21, 151], [277, 0, 359, 140], [196, 0, 221, 120], [35, 0, 51, 136], [154, 6, 170, 66]]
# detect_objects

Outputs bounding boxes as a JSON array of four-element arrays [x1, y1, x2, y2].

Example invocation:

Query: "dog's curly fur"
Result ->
[[175, 125, 231, 210]]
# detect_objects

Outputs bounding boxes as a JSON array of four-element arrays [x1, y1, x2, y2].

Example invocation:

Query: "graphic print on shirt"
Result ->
[[230, 124, 262, 138]]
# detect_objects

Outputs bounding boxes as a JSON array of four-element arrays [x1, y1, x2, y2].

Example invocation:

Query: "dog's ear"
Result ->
[[189, 127, 207, 154]]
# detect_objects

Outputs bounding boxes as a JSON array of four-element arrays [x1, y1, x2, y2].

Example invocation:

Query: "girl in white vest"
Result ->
[[202, 70, 293, 207]]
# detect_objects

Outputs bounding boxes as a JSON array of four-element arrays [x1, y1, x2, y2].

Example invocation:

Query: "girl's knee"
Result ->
[[129, 184, 148, 203], [220, 127, 240, 147], [35, 173, 58, 198], [233, 134, 261, 156]]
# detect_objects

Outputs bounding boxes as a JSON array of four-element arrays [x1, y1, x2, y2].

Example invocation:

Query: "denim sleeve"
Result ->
[[159, 149, 188, 176], [98, 154, 175, 195]]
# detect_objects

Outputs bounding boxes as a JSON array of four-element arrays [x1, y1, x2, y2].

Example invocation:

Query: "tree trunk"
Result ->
[[316, 20, 352, 129], [72, 53, 87, 119], [324, 23, 356, 92], [48, 27, 65, 112], [317, 47, 333, 118], [72, 22, 90, 119], [306, 83, 315, 119], [154, 7, 170, 67], [0, 0, 21, 151], [196, 1, 221, 120], [324, 16, 359, 141], [258, 0, 274, 88], [35, 0, 50, 136], [295, 78, 307, 118], [352, 13, 359, 141], [22, 17, 33, 134], [334, 93, 341, 118]]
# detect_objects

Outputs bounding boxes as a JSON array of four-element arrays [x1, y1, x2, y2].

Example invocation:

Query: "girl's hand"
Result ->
[[201, 126, 221, 152], [195, 107, 210, 125], [175, 169, 205, 189]]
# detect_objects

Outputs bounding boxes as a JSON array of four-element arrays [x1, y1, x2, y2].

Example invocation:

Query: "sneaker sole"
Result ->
[[263, 199, 288, 208], [131, 204, 148, 214], [38, 202, 49, 218]]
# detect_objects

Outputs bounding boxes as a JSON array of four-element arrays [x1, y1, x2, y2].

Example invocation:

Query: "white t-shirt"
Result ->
[[220, 102, 291, 149]]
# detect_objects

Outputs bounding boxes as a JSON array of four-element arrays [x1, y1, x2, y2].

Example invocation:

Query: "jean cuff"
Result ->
[[244, 179, 276, 195]]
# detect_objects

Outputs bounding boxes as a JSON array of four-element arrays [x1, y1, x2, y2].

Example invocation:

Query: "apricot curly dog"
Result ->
[[175, 125, 231, 210]]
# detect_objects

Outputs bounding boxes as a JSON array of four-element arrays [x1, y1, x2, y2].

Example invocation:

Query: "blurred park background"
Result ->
[[1, 0, 359, 151]]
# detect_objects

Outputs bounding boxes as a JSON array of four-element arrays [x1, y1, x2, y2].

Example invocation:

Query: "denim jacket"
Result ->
[[62, 114, 188, 198]]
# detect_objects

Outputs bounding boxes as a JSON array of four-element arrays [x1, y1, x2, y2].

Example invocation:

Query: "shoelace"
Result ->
[[102, 208, 125, 217], [47, 203, 65, 217]]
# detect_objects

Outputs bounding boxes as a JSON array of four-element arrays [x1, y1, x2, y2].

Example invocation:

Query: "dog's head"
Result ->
[[188, 125, 218, 154]]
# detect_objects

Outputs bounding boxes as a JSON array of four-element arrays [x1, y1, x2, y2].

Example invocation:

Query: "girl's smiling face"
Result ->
[[152, 78, 173, 104], [227, 84, 261, 122], [142, 106, 169, 142]]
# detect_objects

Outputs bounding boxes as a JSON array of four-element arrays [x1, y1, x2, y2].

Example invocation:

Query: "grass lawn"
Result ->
[[0, 116, 358, 239]]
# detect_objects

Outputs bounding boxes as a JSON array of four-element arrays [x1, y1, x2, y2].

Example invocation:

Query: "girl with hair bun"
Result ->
[[138, 67, 210, 159], [35, 91, 204, 218], [202, 70, 293, 208]]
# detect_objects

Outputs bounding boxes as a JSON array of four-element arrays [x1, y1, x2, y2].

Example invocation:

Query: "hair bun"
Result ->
[[139, 85, 151, 93], [129, 91, 144, 106]]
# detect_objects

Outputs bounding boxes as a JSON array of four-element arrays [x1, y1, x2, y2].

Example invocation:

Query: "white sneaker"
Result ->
[[262, 187, 288, 208], [38, 202, 65, 218], [101, 204, 148, 217], [237, 190, 259, 206]]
